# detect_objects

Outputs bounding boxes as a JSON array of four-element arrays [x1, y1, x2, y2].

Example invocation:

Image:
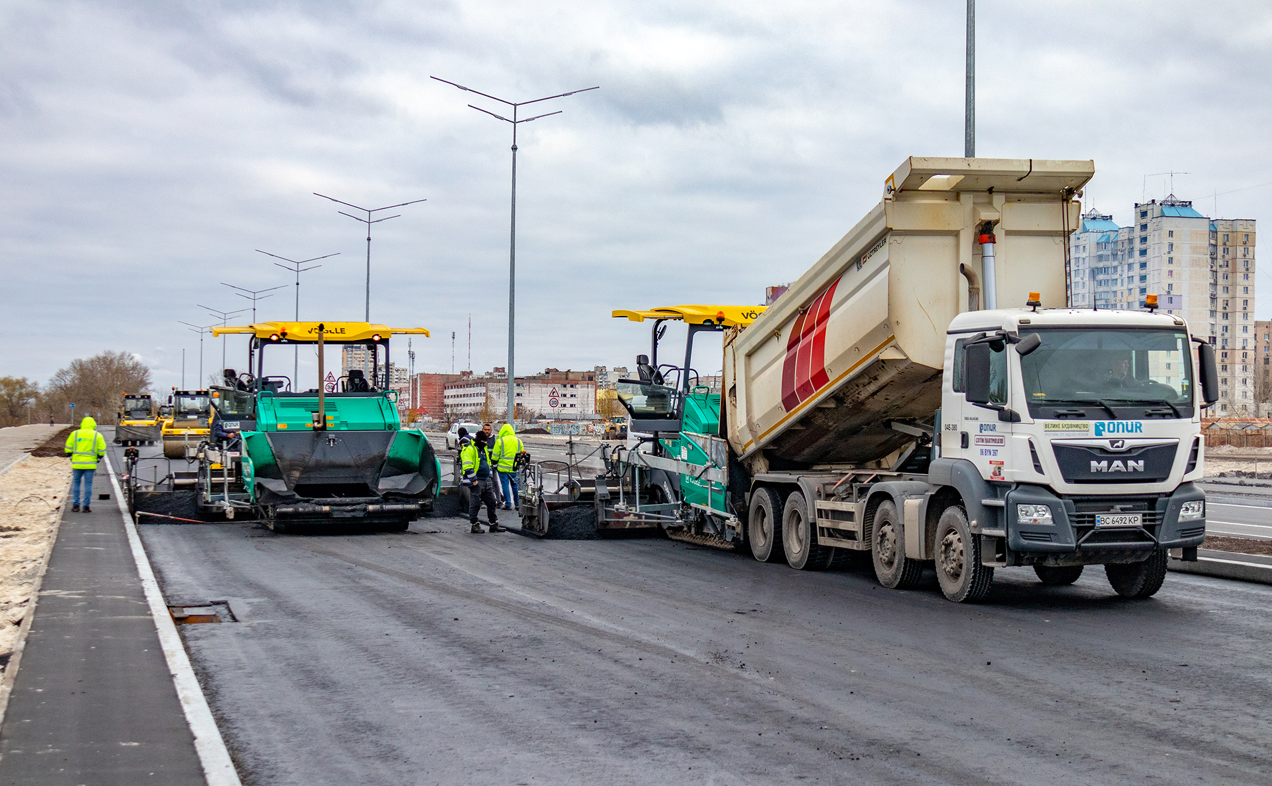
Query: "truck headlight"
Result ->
[[1016, 504, 1053, 525], [1179, 500, 1205, 521]]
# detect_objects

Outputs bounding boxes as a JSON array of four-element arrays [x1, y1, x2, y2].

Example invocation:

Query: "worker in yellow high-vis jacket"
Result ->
[[64, 416, 107, 513]]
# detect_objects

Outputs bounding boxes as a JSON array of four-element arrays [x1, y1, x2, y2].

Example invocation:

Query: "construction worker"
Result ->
[[480, 422, 502, 505], [64, 416, 107, 513], [459, 427, 501, 533], [491, 423, 523, 511]]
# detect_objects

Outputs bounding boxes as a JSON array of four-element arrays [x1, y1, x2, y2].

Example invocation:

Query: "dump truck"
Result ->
[[207, 321, 441, 532], [526, 156, 1216, 602], [161, 389, 212, 458], [115, 393, 161, 445]]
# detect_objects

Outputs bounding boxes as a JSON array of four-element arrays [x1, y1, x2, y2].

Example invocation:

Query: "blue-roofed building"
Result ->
[[1068, 209, 1129, 310], [1068, 193, 1258, 413]]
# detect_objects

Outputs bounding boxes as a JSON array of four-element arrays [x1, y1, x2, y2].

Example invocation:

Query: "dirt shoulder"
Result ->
[[1201, 535, 1272, 558], [0, 432, 73, 675]]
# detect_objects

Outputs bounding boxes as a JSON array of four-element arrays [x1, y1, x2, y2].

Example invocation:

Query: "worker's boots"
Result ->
[[470, 522, 483, 534], [83, 506, 92, 513], [488, 522, 502, 533], [71, 505, 80, 513]]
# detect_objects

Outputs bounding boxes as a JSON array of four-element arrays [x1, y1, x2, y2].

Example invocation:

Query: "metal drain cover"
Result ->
[[169, 600, 237, 624]]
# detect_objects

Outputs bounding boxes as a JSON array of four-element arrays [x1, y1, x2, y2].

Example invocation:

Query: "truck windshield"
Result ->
[[1018, 329, 1193, 407]]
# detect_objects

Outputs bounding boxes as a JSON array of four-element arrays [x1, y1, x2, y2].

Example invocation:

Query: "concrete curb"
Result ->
[[104, 454, 243, 786], [1168, 553, 1272, 586]]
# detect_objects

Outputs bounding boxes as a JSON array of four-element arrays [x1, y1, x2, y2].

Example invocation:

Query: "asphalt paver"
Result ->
[[0, 460, 205, 784]]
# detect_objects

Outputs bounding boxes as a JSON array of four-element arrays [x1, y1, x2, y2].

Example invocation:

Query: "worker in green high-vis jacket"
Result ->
[[65, 416, 107, 513]]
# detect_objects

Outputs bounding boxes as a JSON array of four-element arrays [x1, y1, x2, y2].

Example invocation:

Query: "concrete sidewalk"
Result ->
[[0, 461, 206, 784]]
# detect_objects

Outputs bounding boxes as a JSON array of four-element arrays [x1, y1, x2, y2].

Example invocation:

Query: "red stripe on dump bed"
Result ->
[[779, 277, 842, 413], [808, 278, 838, 392], [780, 309, 808, 411], [793, 289, 825, 401]]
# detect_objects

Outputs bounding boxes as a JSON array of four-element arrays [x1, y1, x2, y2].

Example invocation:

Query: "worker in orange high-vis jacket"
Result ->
[[65, 416, 107, 513]]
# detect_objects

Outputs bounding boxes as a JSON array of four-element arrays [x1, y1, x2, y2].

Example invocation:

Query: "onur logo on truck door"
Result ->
[[1090, 460, 1145, 472], [780, 277, 841, 412]]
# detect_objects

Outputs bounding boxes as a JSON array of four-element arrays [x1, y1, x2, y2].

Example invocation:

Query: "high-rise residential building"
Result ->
[[1068, 209, 1123, 309], [1255, 319, 1271, 411], [1213, 219, 1259, 414], [1069, 196, 1257, 415]]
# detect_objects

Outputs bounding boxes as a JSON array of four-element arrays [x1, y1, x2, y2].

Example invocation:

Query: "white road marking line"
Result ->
[[104, 453, 241, 786]]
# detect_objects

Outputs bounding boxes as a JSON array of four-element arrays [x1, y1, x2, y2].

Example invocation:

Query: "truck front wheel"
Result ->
[[1105, 550, 1168, 599], [934, 506, 994, 603], [747, 486, 784, 563], [871, 501, 923, 589], [782, 491, 831, 571]]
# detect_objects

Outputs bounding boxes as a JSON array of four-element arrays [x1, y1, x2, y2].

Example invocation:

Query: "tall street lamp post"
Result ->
[[199, 305, 250, 374], [431, 76, 598, 423], [312, 194, 426, 322], [179, 322, 215, 387], [221, 282, 287, 323], [256, 250, 339, 384]]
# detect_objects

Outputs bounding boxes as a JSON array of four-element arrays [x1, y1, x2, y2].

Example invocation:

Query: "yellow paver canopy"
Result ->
[[211, 321, 429, 343], [611, 305, 766, 328]]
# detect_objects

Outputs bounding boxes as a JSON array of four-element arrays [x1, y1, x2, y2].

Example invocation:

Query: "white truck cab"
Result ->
[[933, 303, 1212, 580]]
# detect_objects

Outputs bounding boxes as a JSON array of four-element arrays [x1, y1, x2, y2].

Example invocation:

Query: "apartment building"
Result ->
[[1069, 196, 1257, 414]]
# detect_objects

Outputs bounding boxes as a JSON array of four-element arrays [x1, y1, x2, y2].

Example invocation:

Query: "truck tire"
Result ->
[[747, 486, 784, 563], [934, 505, 994, 602], [782, 491, 832, 570], [871, 500, 923, 589], [1034, 565, 1084, 585], [1105, 549, 1168, 599]]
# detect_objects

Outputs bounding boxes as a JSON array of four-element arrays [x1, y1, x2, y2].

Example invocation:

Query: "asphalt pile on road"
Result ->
[[545, 505, 599, 540], [132, 491, 204, 523]]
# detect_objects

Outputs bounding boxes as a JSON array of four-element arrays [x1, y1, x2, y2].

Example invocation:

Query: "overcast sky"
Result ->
[[3, 0, 1270, 393]]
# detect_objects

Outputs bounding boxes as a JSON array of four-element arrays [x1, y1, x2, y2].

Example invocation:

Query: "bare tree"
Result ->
[[46, 351, 152, 425], [0, 377, 40, 426]]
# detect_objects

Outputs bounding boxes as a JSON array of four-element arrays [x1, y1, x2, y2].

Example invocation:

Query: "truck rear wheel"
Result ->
[[934, 505, 994, 603], [1105, 549, 1168, 599], [782, 491, 832, 570], [747, 486, 784, 563], [1034, 565, 1084, 585], [871, 501, 923, 589]]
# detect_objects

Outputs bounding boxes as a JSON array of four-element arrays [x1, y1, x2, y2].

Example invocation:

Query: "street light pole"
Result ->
[[179, 322, 214, 387], [221, 282, 287, 323], [256, 250, 339, 384], [198, 305, 250, 374], [965, 0, 975, 157], [312, 194, 426, 322], [431, 76, 598, 424]]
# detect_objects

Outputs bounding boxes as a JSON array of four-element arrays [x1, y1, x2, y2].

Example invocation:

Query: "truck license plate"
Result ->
[[1095, 513, 1142, 528]]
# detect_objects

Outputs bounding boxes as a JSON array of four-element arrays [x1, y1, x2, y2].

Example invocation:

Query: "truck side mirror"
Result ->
[[965, 343, 992, 404], [1198, 342, 1219, 406], [1016, 333, 1042, 356]]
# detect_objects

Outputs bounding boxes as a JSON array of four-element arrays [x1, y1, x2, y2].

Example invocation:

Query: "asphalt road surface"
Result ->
[[1204, 501, 1272, 540], [108, 442, 1272, 785]]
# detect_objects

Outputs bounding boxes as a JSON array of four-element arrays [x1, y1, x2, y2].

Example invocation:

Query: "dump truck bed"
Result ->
[[724, 157, 1093, 471]]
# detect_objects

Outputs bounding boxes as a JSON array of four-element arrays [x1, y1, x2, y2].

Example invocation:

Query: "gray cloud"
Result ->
[[2, 0, 1270, 391]]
